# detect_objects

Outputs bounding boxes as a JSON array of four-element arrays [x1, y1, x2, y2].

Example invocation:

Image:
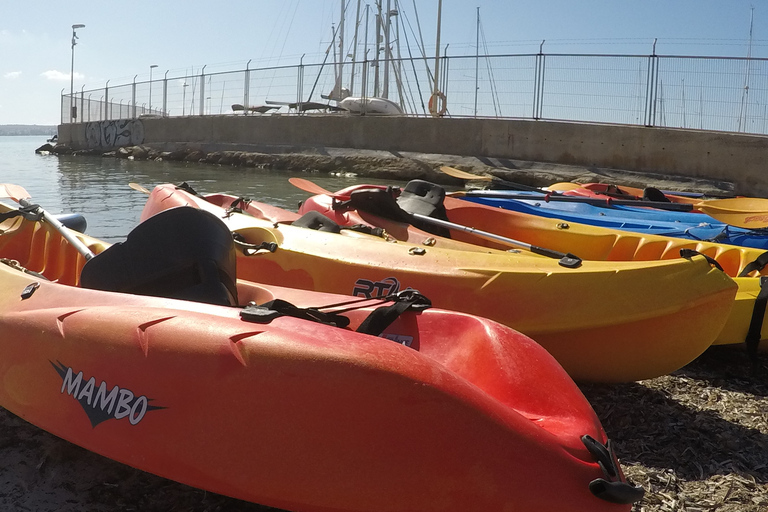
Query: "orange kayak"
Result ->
[[0, 201, 642, 511], [550, 182, 701, 204], [140, 183, 737, 383], [292, 179, 768, 352]]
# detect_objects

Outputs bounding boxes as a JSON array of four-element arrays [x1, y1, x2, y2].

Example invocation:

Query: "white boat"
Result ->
[[339, 96, 404, 115]]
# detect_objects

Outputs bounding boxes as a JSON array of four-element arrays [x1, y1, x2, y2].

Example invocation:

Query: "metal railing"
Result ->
[[62, 51, 768, 136]]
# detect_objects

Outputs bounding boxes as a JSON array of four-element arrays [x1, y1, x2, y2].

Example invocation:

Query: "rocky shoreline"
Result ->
[[37, 142, 737, 197]]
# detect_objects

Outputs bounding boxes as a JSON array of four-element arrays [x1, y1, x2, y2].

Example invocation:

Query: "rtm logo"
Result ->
[[353, 277, 401, 298], [52, 361, 164, 428]]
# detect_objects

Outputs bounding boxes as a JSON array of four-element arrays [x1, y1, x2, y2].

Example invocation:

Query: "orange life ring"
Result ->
[[428, 92, 447, 117]]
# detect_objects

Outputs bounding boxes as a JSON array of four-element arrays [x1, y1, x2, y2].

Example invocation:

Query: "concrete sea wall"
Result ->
[[58, 115, 768, 196]]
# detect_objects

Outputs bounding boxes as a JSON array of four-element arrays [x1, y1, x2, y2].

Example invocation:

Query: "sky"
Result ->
[[1, 0, 767, 125]]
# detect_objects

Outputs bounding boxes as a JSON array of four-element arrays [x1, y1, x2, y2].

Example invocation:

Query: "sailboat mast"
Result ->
[[363, 4, 370, 97], [338, 0, 346, 98], [474, 6, 480, 117], [374, 1, 382, 96], [430, 0, 443, 115], [350, 0, 361, 95], [383, 0, 392, 98], [738, 6, 755, 132]]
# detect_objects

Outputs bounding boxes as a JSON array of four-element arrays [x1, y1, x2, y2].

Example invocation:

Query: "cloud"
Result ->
[[41, 70, 85, 81], [4, 71, 21, 79]]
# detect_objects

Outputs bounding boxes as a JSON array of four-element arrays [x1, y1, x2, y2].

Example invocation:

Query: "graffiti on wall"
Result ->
[[85, 120, 145, 149]]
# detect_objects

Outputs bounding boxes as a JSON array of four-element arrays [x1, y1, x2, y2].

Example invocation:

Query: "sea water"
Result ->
[[0, 136, 392, 242]]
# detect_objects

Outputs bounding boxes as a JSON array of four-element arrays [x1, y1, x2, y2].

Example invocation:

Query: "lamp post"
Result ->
[[149, 64, 158, 113], [70, 23, 85, 122]]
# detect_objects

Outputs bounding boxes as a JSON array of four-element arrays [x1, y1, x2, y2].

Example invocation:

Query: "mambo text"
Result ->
[[52, 361, 163, 427]]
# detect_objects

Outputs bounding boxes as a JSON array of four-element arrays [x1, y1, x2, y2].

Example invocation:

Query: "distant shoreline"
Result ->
[[0, 125, 56, 136]]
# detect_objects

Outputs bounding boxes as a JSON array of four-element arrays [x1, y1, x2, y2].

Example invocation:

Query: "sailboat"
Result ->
[[326, 0, 405, 116]]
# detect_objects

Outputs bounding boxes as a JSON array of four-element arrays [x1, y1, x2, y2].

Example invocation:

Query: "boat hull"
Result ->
[[141, 184, 738, 383], [0, 208, 633, 512]]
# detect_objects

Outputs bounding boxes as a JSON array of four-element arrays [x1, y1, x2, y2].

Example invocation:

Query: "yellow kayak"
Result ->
[[295, 179, 768, 352], [139, 183, 737, 383]]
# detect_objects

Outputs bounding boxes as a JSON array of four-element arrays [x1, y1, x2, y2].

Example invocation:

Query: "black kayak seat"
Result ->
[[80, 206, 238, 307], [396, 180, 451, 238], [292, 210, 342, 233], [642, 187, 671, 203]]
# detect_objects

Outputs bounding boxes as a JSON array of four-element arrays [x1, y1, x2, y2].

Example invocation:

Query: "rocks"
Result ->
[[40, 143, 737, 196]]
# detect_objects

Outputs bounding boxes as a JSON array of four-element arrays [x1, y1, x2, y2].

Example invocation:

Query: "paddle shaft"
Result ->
[[409, 212, 582, 268], [19, 199, 95, 260], [458, 190, 696, 211]]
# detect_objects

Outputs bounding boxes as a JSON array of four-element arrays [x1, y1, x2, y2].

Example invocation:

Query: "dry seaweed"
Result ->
[[1, 345, 766, 511], [581, 346, 768, 512]]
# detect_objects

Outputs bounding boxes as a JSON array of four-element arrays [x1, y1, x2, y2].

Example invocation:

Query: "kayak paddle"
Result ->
[[129, 182, 152, 195], [0, 184, 95, 260], [288, 178, 582, 268]]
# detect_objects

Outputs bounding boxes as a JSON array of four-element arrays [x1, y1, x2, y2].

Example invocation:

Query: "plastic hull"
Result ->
[[141, 185, 738, 383], [0, 208, 634, 512], [463, 194, 768, 249]]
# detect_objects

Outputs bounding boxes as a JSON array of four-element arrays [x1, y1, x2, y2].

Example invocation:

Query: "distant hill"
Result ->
[[0, 125, 57, 136]]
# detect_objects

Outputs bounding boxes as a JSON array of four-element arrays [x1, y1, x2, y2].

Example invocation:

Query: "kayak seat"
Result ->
[[293, 210, 342, 233], [292, 210, 386, 238], [80, 206, 238, 307], [642, 187, 671, 203], [396, 180, 451, 238]]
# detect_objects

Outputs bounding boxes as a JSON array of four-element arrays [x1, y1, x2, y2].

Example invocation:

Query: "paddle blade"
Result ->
[[697, 197, 768, 229], [439, 166, 493, 181], [0, 183, 31, 203], [288, 178, 334, 196], [545, 182, 583, 192], [129, 182, 151, 195]]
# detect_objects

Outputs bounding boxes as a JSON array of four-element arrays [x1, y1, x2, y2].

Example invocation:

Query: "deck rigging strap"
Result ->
[[745, 276, 768, 360], [738, 250, 768, 277], [240, 290, 432, 339], [0, 204, 43, 223], [679, 248, 724, 272]]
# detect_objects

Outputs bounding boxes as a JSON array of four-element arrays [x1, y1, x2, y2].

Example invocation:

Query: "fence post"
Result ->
[[643, 39, 659, 127], [104, 80, 110, 120], [163, 70, 169, 117], [199, 65, 206, 116], [533, 40, 546, 120], [132, 75, 137, 119], [298, 54, 305, 115], [244, 59, 251, 114]]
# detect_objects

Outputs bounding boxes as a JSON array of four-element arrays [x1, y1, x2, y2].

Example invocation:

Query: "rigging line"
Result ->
[[259, 0, 293, 64], [400, 10, 427, 113], [409, 0, 435, 81], [276, 0, 303, 63], [307, 19, 345, 102], [391, 0, 409, 109], [401, 8, 435, 86], [479, 17, 501, 117], [262, 0, 299, 101]]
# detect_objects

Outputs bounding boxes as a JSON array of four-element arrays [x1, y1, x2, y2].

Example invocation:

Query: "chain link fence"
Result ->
[[62, 52, 768, 136]]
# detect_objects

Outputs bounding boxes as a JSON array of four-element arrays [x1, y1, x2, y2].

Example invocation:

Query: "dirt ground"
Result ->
[[0, 346, 765, 512]]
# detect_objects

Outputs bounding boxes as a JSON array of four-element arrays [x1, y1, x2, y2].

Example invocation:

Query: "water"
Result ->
[[0, 136, 399, 242]]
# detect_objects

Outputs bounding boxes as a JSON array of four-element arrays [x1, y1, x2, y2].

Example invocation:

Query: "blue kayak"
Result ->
[[461, 191, 768, 249]]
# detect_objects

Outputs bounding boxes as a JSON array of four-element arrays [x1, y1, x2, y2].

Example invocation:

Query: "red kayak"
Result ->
[[0, 199, 642, 511]]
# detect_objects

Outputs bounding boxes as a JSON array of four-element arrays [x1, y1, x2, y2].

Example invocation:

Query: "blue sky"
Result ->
[[1, 0, 766, 125]]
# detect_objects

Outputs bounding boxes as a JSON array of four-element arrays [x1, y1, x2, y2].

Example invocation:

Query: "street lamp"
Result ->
[[149, 64, 158, 113], [70, 24, 85, 122]]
